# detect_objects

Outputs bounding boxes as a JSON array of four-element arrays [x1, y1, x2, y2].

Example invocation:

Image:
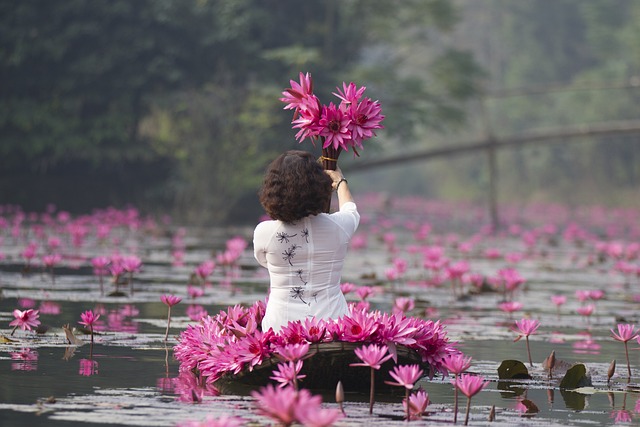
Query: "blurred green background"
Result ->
[[2, 0, 639, 224]]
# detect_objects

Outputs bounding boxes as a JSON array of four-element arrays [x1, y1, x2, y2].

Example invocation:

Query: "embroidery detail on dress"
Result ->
[[282, 244, 300, 266], [277, 232, 297, 243], [290, 286, 309, 305], [301, 228, 310, 243]]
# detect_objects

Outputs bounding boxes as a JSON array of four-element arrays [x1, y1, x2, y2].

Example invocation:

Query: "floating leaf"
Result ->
[[498, 360, 531, 380], [559, 364, 592, 390], [0, 335, 17, 343]]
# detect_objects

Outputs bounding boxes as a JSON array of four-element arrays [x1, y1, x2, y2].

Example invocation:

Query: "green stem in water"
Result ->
[[624, 341, 631, 378], [453, 373, 459, 424], [405, 388, 410, 421], [164, 307, 172, 342], [464, 396, 471, 426], [369, 367, 375, 415], [526, 335, 533, 367]]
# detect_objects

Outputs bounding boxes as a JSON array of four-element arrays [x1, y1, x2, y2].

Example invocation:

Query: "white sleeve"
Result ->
[[253, 222, 270, 268], [330, 201, 360, 238]]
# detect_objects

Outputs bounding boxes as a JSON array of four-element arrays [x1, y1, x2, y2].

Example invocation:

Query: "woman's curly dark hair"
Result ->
[[259, 150, 332, 223]]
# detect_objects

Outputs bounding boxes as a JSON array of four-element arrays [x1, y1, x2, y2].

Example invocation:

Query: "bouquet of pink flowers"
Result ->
[[280, 72, 384, 170]]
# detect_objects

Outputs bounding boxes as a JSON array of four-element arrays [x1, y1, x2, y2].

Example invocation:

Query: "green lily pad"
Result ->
[[559, 363, 592, 390], [498, 360, 531, 380]]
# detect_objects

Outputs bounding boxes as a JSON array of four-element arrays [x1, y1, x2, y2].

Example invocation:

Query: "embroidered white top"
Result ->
[[253, 201, 360, 332]]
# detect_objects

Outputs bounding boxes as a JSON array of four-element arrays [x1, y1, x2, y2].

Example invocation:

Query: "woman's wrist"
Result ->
[[334, 177, 348, 191]]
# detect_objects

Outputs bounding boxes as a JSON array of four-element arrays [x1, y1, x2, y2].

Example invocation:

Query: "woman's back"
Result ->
[[254, 202, 359, 331]]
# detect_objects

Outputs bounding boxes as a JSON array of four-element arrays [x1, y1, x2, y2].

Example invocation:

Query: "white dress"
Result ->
[[253, 202, 360, 332]]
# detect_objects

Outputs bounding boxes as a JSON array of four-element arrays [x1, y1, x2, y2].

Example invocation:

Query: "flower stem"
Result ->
[[453, 373, 459, 424], [526, 335, 533, 367], [369, 367, 375, 415], [405, 388, 410, 421], [90, 325, 94, 345], [624, 341, 631, 378], [10, 325, 18, 336], [164, 307, 171, 342], [464, 397, 471, 426]]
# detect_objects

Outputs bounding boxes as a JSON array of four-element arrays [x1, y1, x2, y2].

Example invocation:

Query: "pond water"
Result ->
[[1, 199, 639, 426]]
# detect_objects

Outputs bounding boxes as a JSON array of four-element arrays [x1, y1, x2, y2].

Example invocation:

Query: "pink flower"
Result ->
[[121, 255, 142, 273], [270, 360, 306, 388], [319, 103, 352, 150], [9, 309, 41, 333], [350, 344, 392, 370], [443, 353, 473, 375], [280, 72, 315, 111], [403, 389, 429, 421], [79, 310, 101, 328], [393, 297, 415, 314], [300, 317, 327, 343], [292, 388, 339, 427], [186, 304, 208, 321], [344, 96, 384, 149], [386, 364, 424, 390], [513, 318, 540, 340], [42, 253, 62, 268], [251, 385, 302, 425], [274, 343, 310, 362], [611, 324, 639, 343], [177, 416, 245, 427], [187, 285, 204, 299], [453, 373, 488, 398], [194, 260, 215, 280], [161, 294, 182, 307], [499, 301, 523, 314], [577, 304, 595, 317], [551, 295, 566, 306]]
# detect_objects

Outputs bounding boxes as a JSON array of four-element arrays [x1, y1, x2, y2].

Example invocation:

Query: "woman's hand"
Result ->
[[325, 167, 344, 189]]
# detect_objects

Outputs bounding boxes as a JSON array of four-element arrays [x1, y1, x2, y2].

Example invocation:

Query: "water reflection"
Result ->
[[79, 359, 99, 376], [10, 348, 38, 371]]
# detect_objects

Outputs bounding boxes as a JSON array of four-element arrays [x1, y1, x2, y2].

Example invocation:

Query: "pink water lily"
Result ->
[[10, 309, 40, 336], [513, 318, 540, 367], [403, 389, 429, 421], [79, 309, 101, 344], [350, 343, 393, 414], [443, 353, 473, 423], [611, 323, 638, 378], [161, 294, 182, 342], [270, 360, 306, 389], [386, 364, 424, 420], [453, 373, 489, 426]]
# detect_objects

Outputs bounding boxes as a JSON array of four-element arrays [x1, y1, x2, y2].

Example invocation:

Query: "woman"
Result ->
[[254, 150, 359, 332]]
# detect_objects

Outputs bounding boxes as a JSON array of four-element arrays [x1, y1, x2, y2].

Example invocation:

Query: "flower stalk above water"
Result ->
[[161, 294, 182, 342], [513, 318, 540, 367], [453, 373, 489, 426], [350, 343, 393, 414], [79, 310, 100, 345], [385, 364, 424, 421], [443, 353, 473, 424], [610, 323, 638, 378]]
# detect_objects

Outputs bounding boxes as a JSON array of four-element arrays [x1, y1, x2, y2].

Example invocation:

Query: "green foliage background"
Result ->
[[1, 0, 638, 224]]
